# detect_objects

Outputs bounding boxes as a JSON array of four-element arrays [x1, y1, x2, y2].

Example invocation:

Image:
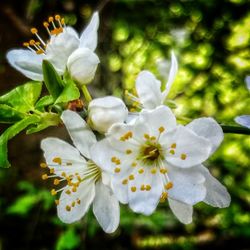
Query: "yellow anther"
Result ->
[[77, 199, 81, 204], [122, 179, 128, 185], [126, 149, 132, 154], [159, 126, 165, 133], [131, 162, 137, 167], [31, 28, 38, 34], [171, 143, 176, 148], [55, 199, 60, 205], [66, 190, 71, 195], [72, 186, 77, 192], [43, 21, 49, 28], [50, 168, 55, 174], [48, 16, 54, 22], [144, 134, 150, 139], [23, 42, 30, 47], [115, 159, 121, 165], [61, 18, 65, 25], [36, 49, 44, 55], [66, 205, 71, 212], [51, 27, 63, 35], [150, 136, 156, 141], [169, 149, 175, 155], [29, 39, 36, 45], [71, 201, 76, 207], [160, 168, 167, 174], [53, 157, 62, 165], [138, 168, 144, 174], [51, 189, 57, 196], [40, 162, 47, 168], [165, 182, 173, 190], [55, 14, 61, 20], [53, 179, 60, 185], [66, 162, 72, 166], [61, 172, 66, 177], [77, 176, 81, 182], [150, 168, 157, 174], [145, 185, 151, 191], [130, 108, 136, 112], [120, 136, 125, 141], [140, 185, 145, 191], [160, 192, 168, 202], [111, 156, 117, 163], [41, 174, 48, 180], [114, 167, 121, 173], [129, 174, 135, 180], [181, 154, 187, 160], [131, 186, 137, 192]]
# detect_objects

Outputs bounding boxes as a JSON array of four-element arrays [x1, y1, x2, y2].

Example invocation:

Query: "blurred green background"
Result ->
[[0, 0, 250, 249]]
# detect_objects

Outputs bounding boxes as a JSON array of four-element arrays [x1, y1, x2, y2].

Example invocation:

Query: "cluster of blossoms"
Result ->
[[7, 12, 231, 233]]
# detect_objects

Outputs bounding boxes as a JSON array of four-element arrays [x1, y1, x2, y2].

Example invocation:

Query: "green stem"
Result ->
[[81, 85, 92, 103], [220, 125, 250, 135]]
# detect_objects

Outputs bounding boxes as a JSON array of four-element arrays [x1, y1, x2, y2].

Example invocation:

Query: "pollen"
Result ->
[[126, 149, 132, 154], [129, 174, 135, 180], [122, 179, 128, 185], [150, 136, 156, 141], [51, 189, 57, 196], [160, 192, 168, 202], [40, 162, 47, 168], [29, 39, 36, 45], [42, 174, 48, 180], [48, 16, 54, 22], [138, 168, 144, 174], [72, 186, 77, 192], [171, 143, 176, 148], [140, 184, 145, 191], [43, 21, 49, 28], [150, 168, 157, 174], [55, 200, 60, 205], [77, 199, 81, 204], [71, 201, 76, 207], [160, 168, 167, 174], [169, 149, 175, 155], [61, 172, 66, 177], [23, 42, 30, 47], [131, 162, 137, 167], [53, 179, 60, 185], [55, 14, 61, 20], [144, 134, 150, 140], [66, 190, 71, 195], [50, 168, 55, 174], [131, 186, 137, 192], [158, 126, 165, 133], [114, 167, 121, 173], [181, 154, 187, 160], [145, 185, 151, 191], [65, 205, 71, 212], [115, 159, 121, 165], [53, 157, 62, 165], [30, 28, 38, 34], [165, 182, 173, 190]]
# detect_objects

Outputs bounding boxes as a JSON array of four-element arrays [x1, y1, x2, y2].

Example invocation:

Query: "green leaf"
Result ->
[[56, 228, 81, 250], [26, 112, 60, 134], [0, 81, 42, 112], [55, 82, 80, 104], [42, 60, 64, 100], [0, 115, 40, 168], [35, 95, 54, 110], [0, 104, 25, 123]]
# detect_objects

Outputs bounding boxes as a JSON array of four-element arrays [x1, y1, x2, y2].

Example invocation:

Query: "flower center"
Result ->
[[23, 14, 65, 55]]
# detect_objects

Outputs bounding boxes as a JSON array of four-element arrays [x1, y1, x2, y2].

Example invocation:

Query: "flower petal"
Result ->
[[162, 51, 178, 99], [186, 117, 224, 155], [168, 199, 193, 224], [79, 12, 99, 51], [41, 137, 87, 175], [167, 164, 206, 205], [198, 165, 231, 208], [136, 70, 162, 109], [139, 105, 177, 137], [61, 110, 97, 159], [164, 125, 211, 168], [57, 179, 95, 223], [128, 169, 162, 215], [6, 49, 44, 80], [46, 27, 80, 75], [93, 181, 120, 233], [235, 115, 250, 129]]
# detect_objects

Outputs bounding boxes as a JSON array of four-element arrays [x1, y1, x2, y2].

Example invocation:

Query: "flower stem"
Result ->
[[81, 85, 92, 103], [220, 125, 250, 135]]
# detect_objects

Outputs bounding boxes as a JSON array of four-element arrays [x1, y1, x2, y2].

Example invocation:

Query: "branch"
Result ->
[[221, 125, 250, 135]]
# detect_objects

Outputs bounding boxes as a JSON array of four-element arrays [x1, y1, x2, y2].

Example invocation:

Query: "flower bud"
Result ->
[[88, 96, 128, 133], [67, 47, 100, 85]]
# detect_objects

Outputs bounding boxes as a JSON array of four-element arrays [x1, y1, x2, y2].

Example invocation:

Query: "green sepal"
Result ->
[[26, 112, 61, 134], [0, 115, 40, 168], [55, 81, 80, 104], [0, 81, 42, 112], [35, 95, 54, 110], [42, 60, 64, 100], [0, 104, 25, 123]]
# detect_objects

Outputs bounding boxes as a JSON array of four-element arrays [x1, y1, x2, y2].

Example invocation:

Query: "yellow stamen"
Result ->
[[30, 28, 38, 34], [165, 182, 173, 190], [171, 143, 176, 148], [138, 168, 144, 174], [158, 126, 165, 133], [53, 157, 62, 165], [50, 168, 55, 174], [160, 168, 167, 174], [150, 168, 157, 174], [55, 200, 60, 205], [42, 174, 48, 180], [53, 179, 60, 185], [126, 149, 132, 154], [51, 189, 57, 196], [145, 185, 151, 191], [40, 162, 47, 168], [140, 185, 145, 191], [114, 167, 121, 173], [169, 149, 175, 155], [131, 186, 137, 192], [129, 174, 135, 180], [122, 179, 128, 185], [181, 154, 187, 160], [55, 14, 61, 20], [66, 205, 71, 212]]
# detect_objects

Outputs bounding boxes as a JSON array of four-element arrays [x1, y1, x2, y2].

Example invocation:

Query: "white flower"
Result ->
[[88, 96, 128, 133], [126, 52, 178, 110], [7, 13, 100, 85], [40, 110, 119, 233], [91, 106, 230, 224]]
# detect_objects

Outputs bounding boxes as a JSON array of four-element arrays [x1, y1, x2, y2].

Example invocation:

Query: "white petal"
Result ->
[[41, 138, 87, 175], [6, 49, 44, 80], [168, 199, 193, 224], [128, 169, 162, 215], [61, 110, 97, 159], [136, 70, 162, 109], [235, 115, 250, 129], [57, 179, 95, 223], [245, 75, 250, 90], [126, 112, 139, 125], [79, 12, 99, 51], [164, 125, 212, 168], [198, 165, 231, 208], [162, 51, 178, 99], [46, 27, 80, 74], [167, 164, 206, 205], [186, 117, 224, 155], [93, 181, 120, 233], [67, 47, 99, 85], [139, 105, 176, 137]]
